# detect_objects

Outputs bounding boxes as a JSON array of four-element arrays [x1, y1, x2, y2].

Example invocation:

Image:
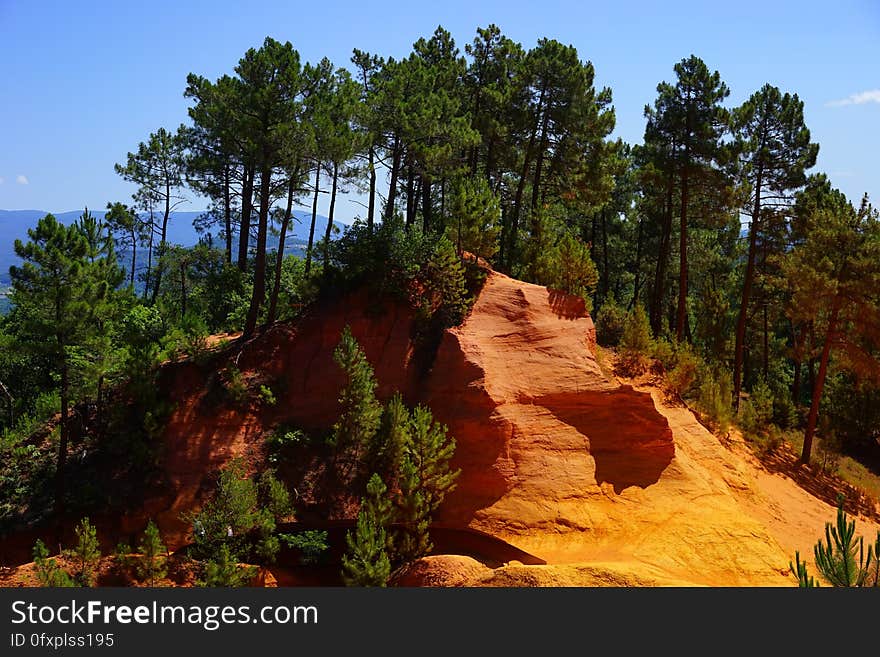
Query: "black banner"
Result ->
[[0, 587, 870, 655]]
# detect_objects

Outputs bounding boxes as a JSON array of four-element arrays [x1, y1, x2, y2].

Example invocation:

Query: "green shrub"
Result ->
[[697, 366, 733, 435], [651, 337, 676, 371], [595, 296, 627, 347], [265, 427, 309, 465], [258, 385, 276, 407], [618, 304, 653, 376], [33, 539, 75, 587], [197, 544, 255, 587], [221, 364, 248, 406], [666, 344, 701, 398], [186, 459, 291, 567], [280, 530, 330, 566]]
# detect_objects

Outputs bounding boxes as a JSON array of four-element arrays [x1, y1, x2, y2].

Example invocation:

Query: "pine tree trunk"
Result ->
[[268, 176, 296, 324], [305, 163, 321, 275], [801, 301, 840, 464], [129, 225, 137, 289], [243, 165, 271, 339], [179, 260, 187, 320], [150, 181, 172, 304], [733, 173, 762, 409], [510, 85, 546, 268], [0, 379, 13, 429], [237, 165, 254, 272], [384, 137, 401, 221], [367, 147, 376, 232], [223, 163, 232, 264], [54, 360, 69, 520], [676, 153, 689, 342], [762, 303, 769, 380], [651, 163, 675, 334], [323, 162, 339, 267], [631, 216, 644, 310], [405, 159, 416, 228], [143, 208, 155, 301], [601, 207, 610, 303], [421, 175, 432, 233]]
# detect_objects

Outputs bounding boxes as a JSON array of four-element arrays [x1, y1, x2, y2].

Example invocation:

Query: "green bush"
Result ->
[[258, 385, 276, 407], [595, 296, 627, 347], [666, 344, 701, 398], [221, 364, 248, 406], [186, 459, 292, 568], [792, 500, 880, 587], [280, 530, 330, 566], [197, 544, 255, 587], [697, 366, 733, 435], [618, 304, 653, 376], [33, 539, 75, 587]]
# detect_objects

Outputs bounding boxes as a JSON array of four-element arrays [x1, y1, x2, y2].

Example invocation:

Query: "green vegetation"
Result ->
[[186, 459, 292, 570], [280, 531, 329, 566], [136, 520, 167, 586], [2, 23, 880, 586], [791, 499, 880, 587], [341, 474, 393, 587]]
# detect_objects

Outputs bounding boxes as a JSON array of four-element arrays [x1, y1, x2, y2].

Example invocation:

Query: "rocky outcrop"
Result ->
[[151, 269, 806, 585], [423, 272, 674, 533]]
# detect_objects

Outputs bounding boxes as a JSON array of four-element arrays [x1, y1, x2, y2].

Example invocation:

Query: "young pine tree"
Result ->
[[32, 540, 75, 587], [137, 520, 167, 586], [341, 473, 393, 587], [66, 517, 101, 587], [197, 544, 255, 587], [332, 326, 382, 461], [395, 406, 459, 563]]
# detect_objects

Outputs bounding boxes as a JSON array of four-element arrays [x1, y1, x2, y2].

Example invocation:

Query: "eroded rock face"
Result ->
[[155, 271, 674, 550], [422, 272, 674, 533]]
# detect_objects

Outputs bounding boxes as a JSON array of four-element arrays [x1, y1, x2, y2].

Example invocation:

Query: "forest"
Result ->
[[1, 24, 879, 586]]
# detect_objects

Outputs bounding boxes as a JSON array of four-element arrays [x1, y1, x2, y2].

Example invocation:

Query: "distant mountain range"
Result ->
[[0, 208, 346, 287]]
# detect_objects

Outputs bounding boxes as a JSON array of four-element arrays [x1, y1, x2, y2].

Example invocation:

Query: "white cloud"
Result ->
[[826, 89, 880, 107], [15, 174, 29, 185], [0, 177, 4, 184]]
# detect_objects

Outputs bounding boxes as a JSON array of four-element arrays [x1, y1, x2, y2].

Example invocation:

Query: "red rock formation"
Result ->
[[149, 270, 674, 553]]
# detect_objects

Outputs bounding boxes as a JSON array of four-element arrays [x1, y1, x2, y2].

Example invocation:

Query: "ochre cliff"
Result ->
[[139, 270, 830, 585]]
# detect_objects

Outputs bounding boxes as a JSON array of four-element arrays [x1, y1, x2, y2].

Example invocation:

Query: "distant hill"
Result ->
[[0, 208, 346, 286]]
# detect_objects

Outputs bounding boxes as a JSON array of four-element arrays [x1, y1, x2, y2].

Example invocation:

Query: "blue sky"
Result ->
[[1, 0, 878, 222]]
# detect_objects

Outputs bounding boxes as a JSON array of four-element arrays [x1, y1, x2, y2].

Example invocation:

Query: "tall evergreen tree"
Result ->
[[782, 195, 880, 463], [9, 213, 118, 518], [114, 127, 187, 303], [731, 84, 818, 408]]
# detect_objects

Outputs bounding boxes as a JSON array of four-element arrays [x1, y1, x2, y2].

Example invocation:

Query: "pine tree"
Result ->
[[782, 196, 880, 463], [731, 84, 818, 409], [643, 56, 731, 342], [66, 517, 101, 587], [341, 473, 393, 586], [372, 392, 410, 482], [114, 126, 187, 303], [395, 405, 459, 563], [32, 540, 75, 587], [197, 544, 255, 587], [137, 520, 167, 586], [447, 177, 501, 261], [332, 326, 382, 460], [792, 500, 880, 587], [10, 214, 91, 518]]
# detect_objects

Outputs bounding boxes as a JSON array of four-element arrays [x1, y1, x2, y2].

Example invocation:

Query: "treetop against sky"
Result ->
[[0, 0, 877, 221]]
